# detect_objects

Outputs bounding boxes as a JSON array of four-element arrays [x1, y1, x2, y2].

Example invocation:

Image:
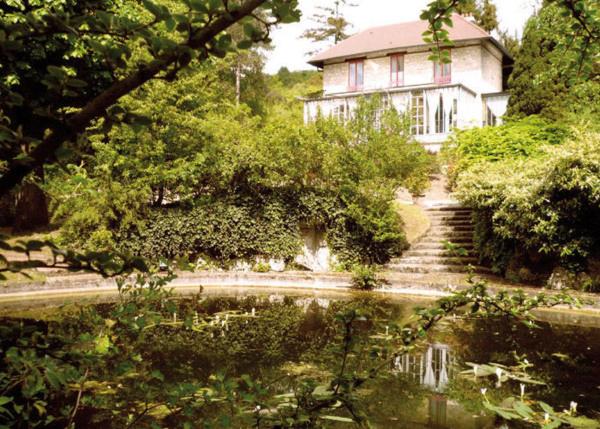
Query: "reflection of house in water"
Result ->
[[394, 343, 492, 429], [394, 343, 454, 392]]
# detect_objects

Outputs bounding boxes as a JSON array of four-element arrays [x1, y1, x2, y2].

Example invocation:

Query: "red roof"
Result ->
[[308, 14, 505, 67]]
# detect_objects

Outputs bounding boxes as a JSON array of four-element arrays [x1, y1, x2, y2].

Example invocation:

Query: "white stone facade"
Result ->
[[304, 40, 510, 152]]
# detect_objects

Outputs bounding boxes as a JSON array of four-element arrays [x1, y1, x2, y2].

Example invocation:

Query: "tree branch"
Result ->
[[0, 0, 269, 197]]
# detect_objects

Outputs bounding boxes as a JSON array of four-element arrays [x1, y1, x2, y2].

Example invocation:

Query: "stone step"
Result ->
[[425, 206, 472, 213], [397, 256, 479, 266], [428, 225, 474, 232], [403, 249, 474, 257], [427, 213, 472, 220], [423, 235, 473, 243], [387, 263, 491, 274], [412, 242, 475, 251], [425, 231, 473, 238], [428, 217, 472, 223]]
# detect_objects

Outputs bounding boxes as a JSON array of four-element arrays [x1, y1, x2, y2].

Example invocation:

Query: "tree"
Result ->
[[455, 0, 478, 16], [454, 0, 498, 32], [498, 29, 520, 58], [506, 2, 600, 119], [301, 0, 356, 54], [0, 0, 301, 197], [477, 0, 498, 32]]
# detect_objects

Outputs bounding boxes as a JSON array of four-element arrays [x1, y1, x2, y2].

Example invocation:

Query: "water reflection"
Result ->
[[394, 343, 454, 392], [392, 343, 471, 429]]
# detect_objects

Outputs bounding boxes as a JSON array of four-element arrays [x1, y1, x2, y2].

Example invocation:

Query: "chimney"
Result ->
[[463, 13, 477, 24]]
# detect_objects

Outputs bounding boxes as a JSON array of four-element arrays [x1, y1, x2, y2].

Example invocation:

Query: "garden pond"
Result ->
[[1, 286, 599, 428]]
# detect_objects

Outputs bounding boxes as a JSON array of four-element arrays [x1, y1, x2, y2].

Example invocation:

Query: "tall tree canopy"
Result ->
[[0, 0, 300, 196], [507, 1, 600, 119], [301, 0, 356, 53], [454, 0, 498, 32]]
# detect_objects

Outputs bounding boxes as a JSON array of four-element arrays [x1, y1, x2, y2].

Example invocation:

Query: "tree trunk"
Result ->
[[0, 191, 16, 227], [13, 182, 49, 232]]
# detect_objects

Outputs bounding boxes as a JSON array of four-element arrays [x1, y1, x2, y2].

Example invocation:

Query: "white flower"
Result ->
[[520, 383, 525, 399], [495, 368, 503, 379], [495, 368, 503, 387], [544, 413, 550, 423], [473, 365, 479, 376], [480, 388, 487, 395], [570, 401, 578, 414]]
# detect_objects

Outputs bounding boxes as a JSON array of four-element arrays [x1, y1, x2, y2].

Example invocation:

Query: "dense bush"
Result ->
[[118, 187, 409, 267], [50, 93, 432, 268], [442, 116, 571, 186], [118, 192, 309, 263], [454, 131, 600, 279]]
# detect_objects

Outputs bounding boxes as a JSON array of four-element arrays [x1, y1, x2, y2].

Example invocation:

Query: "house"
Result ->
[[303, 14, 512, 151]]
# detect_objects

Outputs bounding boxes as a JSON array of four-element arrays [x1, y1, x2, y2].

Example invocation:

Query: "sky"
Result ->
[[264, 0, 540, 74]]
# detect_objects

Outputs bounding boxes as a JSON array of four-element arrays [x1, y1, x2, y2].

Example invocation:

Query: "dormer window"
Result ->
[[348, 60, 364, 91], [390, 54, 404, 87], [434, 50, 452, 84]]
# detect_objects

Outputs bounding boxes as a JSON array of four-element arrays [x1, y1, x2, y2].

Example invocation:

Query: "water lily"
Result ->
[[495, 368, 503, 387], [570, 401, 578, 415]]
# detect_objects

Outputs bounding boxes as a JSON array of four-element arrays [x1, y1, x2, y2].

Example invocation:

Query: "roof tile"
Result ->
[[309, 14, 492, 66]]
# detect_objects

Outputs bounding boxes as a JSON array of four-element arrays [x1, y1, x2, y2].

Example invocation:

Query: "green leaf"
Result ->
[[237, 39, 252, 50], [207, 0, 221, 11], [46, 65, 66, 78], [94, 335, 111, 354], [539, 401, 555, 414], [142, 0, 163, 18], [189, 0, 207, 13]]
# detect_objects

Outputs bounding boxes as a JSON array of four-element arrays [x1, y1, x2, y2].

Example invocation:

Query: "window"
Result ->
[[451, 99, 458, 128], [390, 54, 404, 87], [332, 103, 346, 122], [434, 50, 451, 84], [348, 60, 364, 91], [484, 105, 497, 126], [374, 96, 390, 130], [410, 91, 426, 135], [435, 94, 445, 134]]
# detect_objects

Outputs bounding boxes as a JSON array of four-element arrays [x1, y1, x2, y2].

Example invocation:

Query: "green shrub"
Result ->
[[117, 189, 408, 268], [350, 265, 389, 291], [455, 131, 600, 277], [442, 116, 571, 186]]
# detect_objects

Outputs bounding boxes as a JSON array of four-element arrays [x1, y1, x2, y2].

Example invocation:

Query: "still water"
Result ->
[[1, 288, 599, 428]]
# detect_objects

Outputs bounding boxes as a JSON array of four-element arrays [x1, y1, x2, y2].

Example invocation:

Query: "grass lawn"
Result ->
[[395, 202, 430, 244]]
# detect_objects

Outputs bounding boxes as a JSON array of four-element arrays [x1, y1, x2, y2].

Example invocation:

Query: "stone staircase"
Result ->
[[388, 205, 491, 274]]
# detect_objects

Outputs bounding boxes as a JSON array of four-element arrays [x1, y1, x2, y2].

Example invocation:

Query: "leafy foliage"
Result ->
[[49, 94, 432, 267], [301, 0, 356, 53], [350, 264, 389, 291], [0, 0, 302, 194], [453, 130, 600, 277], [507, 1, 600, 120], [442, 116, 571, 186]]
